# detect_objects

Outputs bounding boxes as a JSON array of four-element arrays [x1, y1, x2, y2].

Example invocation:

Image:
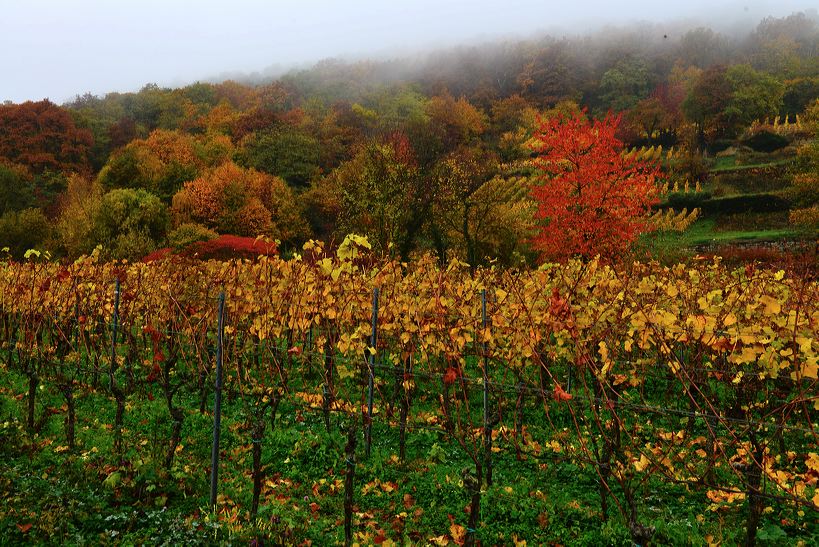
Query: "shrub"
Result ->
[[0, 208, 52, 258], [168, 223, 217, 250], [742, 130, 789, 152], [710, 139, 734, 154], [183, 235, 278, 260], [789, 205, 819, 231], [665, 192, 712, 209], [709, 165, 790, 193], [700, 193, 791, 215]]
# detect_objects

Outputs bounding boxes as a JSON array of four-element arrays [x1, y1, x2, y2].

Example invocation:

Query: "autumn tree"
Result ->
[[300, 176, 343, 242], [681, 65, 734, 143], [489, 94, 539, 161], [424, 92, 487, 152], [55, 175, 104, 258], [621, 78, 689, 147], [530, 111, 661, 261], [516, 41, 583, 106], [97, 129, 233, 201], [171, 161, 309, 244], [0, 100, 93, 174], [333, 136, 434, 258], [431, 148, 535, 266]]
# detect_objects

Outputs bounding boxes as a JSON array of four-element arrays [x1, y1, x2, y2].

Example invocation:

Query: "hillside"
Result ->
[[1, 11, 817, 265]]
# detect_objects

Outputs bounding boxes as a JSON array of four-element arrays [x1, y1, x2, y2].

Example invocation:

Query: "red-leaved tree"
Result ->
[[530, 111, 661, 261]]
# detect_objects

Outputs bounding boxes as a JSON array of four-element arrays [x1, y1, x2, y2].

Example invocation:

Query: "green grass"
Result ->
[[639, 218, 804, 263], [709, 156, 791, 173], [712, 155, 737, 171], [3, 362, 815, 546], [2, 332, 818, 546], [683, 219, 800, 246]]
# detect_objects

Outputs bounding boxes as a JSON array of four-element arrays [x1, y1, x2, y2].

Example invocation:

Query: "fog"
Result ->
[[1, 0, 815, 103]]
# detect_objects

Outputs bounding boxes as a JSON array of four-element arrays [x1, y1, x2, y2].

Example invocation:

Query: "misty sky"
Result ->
[[1, 0, 814, 103]]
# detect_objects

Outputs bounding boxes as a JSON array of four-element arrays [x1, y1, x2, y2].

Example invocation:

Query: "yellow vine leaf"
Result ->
[[806, 453, 819, 473], [634, 454, 651, 472], [759, 295, 781, 316]]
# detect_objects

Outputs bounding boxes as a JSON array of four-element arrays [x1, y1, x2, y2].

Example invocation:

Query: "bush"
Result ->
[[789, 205, 819, 231], [709, 165, 790, 193], [742, 130, 790, 152], [93, 189, 169, 259], [710, 139, 734, 154], [700, 193, 791, 215], [665, 192, 712, 209], [168, 223, 217, 250], [182, 235, 278, 260], [0, 208, 52, 258]]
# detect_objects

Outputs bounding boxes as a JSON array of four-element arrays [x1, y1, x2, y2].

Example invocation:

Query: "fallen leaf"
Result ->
[[553, 384, 572, 402]]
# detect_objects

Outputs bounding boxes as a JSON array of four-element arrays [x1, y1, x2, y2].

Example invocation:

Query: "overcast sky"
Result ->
[[0, 0, 814, 104]]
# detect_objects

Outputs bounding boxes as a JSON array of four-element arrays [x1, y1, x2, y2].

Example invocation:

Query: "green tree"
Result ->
[[0, 208, 52, 259], [334, 137, 432, 258], [723, 64, 785, 129], [676, 28, 728, 68], [599, 57, 651, 112], [92, 189, 169, 260], [238, 129, 321, 186], [0, 163, 34, 215]]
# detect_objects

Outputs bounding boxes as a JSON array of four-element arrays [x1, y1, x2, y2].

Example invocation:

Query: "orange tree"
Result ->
[[529, 111, 661, 261]]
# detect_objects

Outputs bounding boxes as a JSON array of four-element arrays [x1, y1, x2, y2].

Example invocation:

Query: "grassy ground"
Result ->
[[1, 363, 817, 545], [709, 158, 791, 173], [682, 219, 800, 246], [650, 146, 804, 261], [640, 219, 804, 263]]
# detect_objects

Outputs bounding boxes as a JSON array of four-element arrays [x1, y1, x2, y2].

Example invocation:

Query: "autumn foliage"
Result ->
[[171, 161, 309, 242], [0, 100, 92, 174], [143, 234, 278, 262], [530, 111, 661, 261]]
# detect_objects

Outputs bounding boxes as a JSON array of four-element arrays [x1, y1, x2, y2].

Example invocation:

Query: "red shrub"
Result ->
[[143, 236, 278, 262]]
